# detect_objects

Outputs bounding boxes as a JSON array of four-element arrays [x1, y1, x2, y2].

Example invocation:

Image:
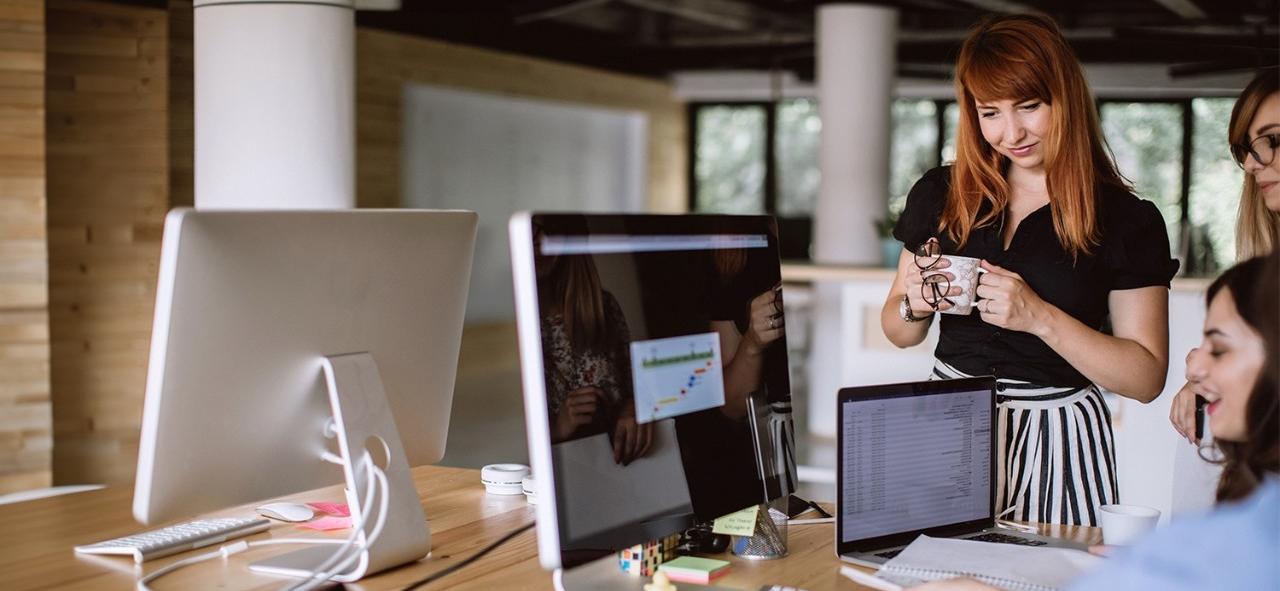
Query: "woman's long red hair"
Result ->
[[944, 14, 1128, 259]]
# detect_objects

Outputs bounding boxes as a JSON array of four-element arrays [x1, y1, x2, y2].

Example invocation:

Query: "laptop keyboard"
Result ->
[[966, 532, 1048, 546], [875, 549, 902, 559]]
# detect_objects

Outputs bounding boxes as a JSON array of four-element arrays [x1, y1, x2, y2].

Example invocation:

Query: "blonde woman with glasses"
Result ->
[[1170, 68, 1279, 448]]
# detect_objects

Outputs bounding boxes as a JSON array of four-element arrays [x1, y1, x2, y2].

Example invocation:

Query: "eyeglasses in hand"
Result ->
[[913, 238, 953, 311]]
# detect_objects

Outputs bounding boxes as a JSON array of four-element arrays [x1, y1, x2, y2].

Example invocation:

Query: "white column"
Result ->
[[194, 0, 355, 209], [808, 4, 897, 438], [814, 3, 896, 264]]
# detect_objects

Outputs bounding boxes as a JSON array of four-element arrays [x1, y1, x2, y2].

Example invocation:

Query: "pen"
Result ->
[[787, 517, 834, 525], [839, 566, 904, 591]]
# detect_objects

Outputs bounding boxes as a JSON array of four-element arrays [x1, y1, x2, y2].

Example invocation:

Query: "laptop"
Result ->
[[835, 377, 1086, 567]]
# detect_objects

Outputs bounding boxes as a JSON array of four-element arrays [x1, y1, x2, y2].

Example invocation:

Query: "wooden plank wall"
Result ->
[[167, 0, 190, 208], [355, 29, 687, 211], [45, 0, 168, 486], [0, 0, 50, 496], [6, 3, 686, 489]]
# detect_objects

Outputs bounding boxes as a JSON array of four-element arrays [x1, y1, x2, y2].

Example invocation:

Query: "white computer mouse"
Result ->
[[255, 502, 315, 522]]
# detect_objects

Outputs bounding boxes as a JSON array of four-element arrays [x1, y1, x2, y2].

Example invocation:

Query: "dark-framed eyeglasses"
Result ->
[[913, 238, 952, 310], [1231, 133, 1279, 169]]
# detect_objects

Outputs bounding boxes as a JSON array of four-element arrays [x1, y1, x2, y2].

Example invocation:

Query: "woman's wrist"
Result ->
[[739, 337, 766, 357], [1030, 300, 1063, 343]]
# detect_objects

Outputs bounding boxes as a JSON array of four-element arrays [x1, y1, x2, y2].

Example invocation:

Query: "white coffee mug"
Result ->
[[1099, 504, 1161, 545], [930, 255, 989, 315]]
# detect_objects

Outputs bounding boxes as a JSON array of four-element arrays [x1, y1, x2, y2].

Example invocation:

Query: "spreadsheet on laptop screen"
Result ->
[[840, 389, 993, 542]]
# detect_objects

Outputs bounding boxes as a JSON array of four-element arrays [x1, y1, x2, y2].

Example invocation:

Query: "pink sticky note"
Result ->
[[307, 502, 351, 517], [300, 516, 352, 531]]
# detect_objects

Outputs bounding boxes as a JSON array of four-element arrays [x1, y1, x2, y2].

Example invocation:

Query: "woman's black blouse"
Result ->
[[892, 166, 1180, 387]]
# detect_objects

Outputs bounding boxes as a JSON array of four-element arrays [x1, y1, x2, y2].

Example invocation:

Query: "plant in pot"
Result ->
[[873, 210, 902, 268]]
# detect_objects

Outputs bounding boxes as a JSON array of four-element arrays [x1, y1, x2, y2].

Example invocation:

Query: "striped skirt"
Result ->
[[932, 359, 1119, 526]]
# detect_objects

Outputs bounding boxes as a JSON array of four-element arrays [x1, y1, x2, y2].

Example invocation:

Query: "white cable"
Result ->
[[282, 455, 390, 591], [132, 453, 384, 591], [135, 541, 250, 591], [288, 463, 388, 591], [247, 538, 348, 547], [274, 453, 377, 590], [552, 567, 566, 591], [279, 456, 379, 591], [301, 463, 388, 588]]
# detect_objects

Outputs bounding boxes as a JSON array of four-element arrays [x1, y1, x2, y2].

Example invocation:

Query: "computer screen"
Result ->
[[839, 385, 993, 544], [511, 213, 795, 569]]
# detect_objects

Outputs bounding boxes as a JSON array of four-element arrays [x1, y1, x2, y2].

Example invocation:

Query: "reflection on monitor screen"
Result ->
[[512, 214, 796, 570]]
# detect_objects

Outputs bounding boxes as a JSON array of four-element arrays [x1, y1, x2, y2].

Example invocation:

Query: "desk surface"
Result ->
[[5, 465, 1100, 590]]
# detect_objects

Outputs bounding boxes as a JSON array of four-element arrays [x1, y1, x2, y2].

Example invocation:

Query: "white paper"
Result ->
[[877, 536, 1102, 591], [630, 332, 725, 423], [552, 419, 693, 541]]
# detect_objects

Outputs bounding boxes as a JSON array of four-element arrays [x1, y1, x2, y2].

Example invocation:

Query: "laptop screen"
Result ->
[[838, 379, 995, 549]]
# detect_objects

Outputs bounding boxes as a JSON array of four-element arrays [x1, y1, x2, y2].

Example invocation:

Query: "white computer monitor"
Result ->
[[510, 213, 796, 576], [132, 209, 476, 578]]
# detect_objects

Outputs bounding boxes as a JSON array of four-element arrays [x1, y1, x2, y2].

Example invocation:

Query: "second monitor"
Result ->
[[511, 213, 797, 570]]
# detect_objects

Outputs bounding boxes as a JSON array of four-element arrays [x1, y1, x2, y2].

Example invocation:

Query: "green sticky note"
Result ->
[[711, 504, 759, 536], [658, 555, 730, 574]]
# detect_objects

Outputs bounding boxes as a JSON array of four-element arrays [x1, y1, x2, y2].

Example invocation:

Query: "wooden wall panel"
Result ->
[[354, 29, 687, 212], [46, 0, 167, 486], [23, 3, 683, 490], [166, 0, 190, 208], [0, 0, 49, 495]]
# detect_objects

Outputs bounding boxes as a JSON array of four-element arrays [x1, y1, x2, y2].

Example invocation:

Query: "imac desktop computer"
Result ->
[[131, 209, 476, 583], [509, 213, 797, 587]]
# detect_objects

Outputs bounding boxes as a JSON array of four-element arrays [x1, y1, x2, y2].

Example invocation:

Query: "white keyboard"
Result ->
[[74, 517, 271, 563]]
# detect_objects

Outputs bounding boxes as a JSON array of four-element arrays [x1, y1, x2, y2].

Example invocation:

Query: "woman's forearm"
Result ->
[[721, 340, 765, 419], [1033, 305, 1168, 402], [880, 294, 934, 348]]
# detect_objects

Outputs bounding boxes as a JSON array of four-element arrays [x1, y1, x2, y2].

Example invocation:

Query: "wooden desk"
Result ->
[[4, 466, 1100, 590]]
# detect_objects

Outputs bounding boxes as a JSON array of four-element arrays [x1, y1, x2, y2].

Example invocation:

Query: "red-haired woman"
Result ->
[[879, 14, 1178, 526]]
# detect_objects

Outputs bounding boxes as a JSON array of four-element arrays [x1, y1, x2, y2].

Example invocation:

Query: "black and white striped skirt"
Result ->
[[932, 359, 1119, 526]]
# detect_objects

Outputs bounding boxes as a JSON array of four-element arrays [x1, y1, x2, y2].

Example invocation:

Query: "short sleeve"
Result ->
[[892, 166, 949, 253], [1106, 198, 1180, 290]]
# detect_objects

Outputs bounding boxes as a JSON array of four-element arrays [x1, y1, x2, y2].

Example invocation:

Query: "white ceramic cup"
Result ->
[[929, 255, 988, 315], [1099, 504, 1161, 545]]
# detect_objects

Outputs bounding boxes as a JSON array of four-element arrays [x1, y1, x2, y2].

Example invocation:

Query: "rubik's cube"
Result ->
[[618, 533, 680, 576]]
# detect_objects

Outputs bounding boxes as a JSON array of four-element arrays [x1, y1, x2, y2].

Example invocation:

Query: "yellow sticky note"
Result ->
[[711, 505, 759, 536]]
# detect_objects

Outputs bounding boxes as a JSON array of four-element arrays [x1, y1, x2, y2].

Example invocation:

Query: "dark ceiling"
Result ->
[[356, 0, 1279, 80]]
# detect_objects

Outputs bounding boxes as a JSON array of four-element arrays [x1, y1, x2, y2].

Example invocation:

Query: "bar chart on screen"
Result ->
[[630, 332, 726, 423]]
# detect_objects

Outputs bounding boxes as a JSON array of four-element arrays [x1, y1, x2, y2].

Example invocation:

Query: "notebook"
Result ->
[[872, 536, 1102, 591]]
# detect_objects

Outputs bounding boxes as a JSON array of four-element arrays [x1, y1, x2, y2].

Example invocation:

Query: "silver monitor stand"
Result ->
[[250, 353, 430, 581]]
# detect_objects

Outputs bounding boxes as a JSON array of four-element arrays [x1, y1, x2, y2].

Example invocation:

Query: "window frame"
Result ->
[[1096, 97, 1194, 235], [688, 95, 1232, 272], [686, 101, 776, 215]]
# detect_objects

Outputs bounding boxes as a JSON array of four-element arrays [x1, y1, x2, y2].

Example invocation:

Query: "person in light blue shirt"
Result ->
[[915, 253, 1280, 591], [1066, 477, 1278, 589]]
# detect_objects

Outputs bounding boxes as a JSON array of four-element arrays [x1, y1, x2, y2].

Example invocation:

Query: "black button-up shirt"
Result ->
[[893, 166, 1179, 387]]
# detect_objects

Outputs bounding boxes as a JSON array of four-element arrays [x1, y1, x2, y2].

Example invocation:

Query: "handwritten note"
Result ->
[[711, 505, 759, 536]]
